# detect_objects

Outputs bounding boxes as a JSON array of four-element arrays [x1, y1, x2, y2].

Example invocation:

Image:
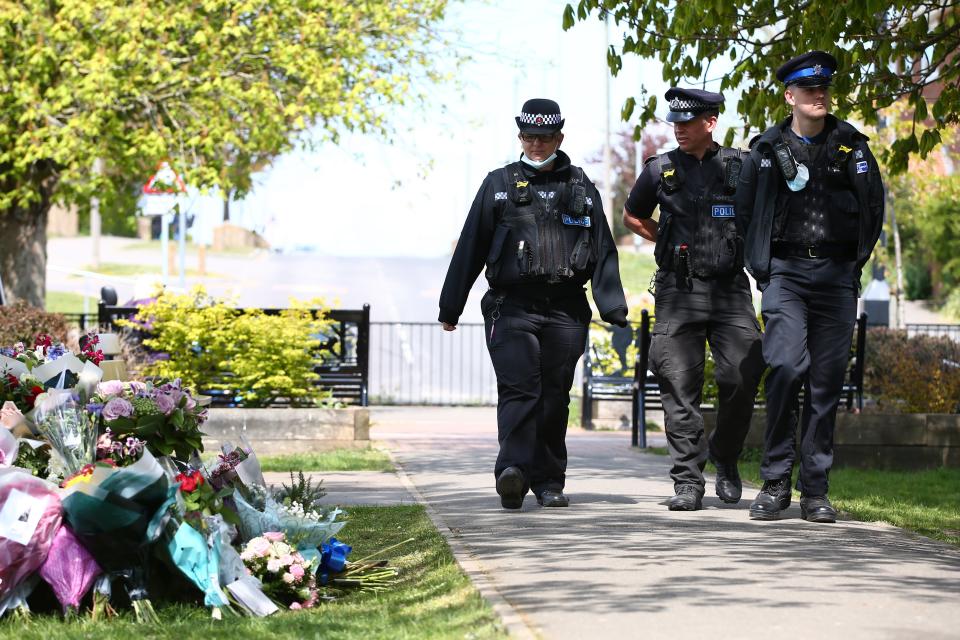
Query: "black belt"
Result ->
[[772, 243, 856, 261], [493, 281, 585, 301]]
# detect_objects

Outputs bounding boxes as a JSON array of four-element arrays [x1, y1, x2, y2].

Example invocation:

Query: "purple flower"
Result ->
[[102, 397, 134, 421], [0, 347, 13, 357], [85, 402, 104, 417], [154, 392, 176, 416], [96, 380, 126, 398], [47, 344, 67, 361]]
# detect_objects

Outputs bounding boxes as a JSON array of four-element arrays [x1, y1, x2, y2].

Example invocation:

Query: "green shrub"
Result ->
[[905, 260, 933, 300], [864, 328, 960, 413], [0, 301, 70, 345], [126, 287, 333, 407]]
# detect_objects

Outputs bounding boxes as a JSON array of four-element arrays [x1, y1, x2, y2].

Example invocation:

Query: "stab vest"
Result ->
[[774, 129, 860, 247], [652, 148, 744, 278], [484, 162, 596, 286]]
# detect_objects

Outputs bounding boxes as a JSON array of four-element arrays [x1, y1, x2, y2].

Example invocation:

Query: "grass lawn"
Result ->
[[5, 505, 505, 640], [618, 251, 657, 293], [122, 240, 258, 257], [77, 263, 214, 278], [259, 448, 395, 473], [45, 290, 99, 314]]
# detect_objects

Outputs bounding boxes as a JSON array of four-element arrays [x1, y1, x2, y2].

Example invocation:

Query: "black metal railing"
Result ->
[[907, 323, 960, 342], [369, 322, 497, 405]]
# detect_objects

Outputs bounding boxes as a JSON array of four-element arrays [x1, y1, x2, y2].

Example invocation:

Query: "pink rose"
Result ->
[[96, 380, 125, 398], [0, 401, 24, 430], [102, 397, 134, 421], [289, 564, 305, 579], [289, 602, 301, 611], [282, 572, 295, 584], [279, 554, 294, 566], [246, 537, 271, 557], [263, 531, 285, 542], [153, 393, 176, 416], [266, 559, 282, 573]]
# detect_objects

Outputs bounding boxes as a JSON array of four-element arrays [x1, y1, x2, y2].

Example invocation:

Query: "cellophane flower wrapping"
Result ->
[[33, 391, 96, 477], [39, 524, 102, 613], [0, 468, 63, 607]]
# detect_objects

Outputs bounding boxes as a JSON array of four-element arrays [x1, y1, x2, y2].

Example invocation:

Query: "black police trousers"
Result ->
[[649, 270, 764, 489], [759, 257, 858, 496], [481, 288, 590, 497]]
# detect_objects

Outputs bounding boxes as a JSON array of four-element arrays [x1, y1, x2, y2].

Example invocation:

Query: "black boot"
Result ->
[[668, 484, 704, 511], [748, 478, 792, 520], [496, 467, 526, 510], [800, 495, 837, 523], [714, 461, 743, 503], [536, 490, 570, 507]]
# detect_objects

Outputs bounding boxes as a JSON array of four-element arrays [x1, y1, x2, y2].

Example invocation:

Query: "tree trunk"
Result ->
[[0, 201, 51, 309], [223, 197, 230, 222]]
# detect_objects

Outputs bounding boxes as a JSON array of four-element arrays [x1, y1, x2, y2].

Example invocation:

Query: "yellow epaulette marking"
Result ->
[[662, 169, 675, 178], [838, 144, 853, 153], [516, 181, 528, 188]]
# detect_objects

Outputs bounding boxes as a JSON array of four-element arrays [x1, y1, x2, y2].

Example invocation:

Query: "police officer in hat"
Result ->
[[623, 88, 764, 511], [439, 98, 628, 510], [737, 51, 884, 522]]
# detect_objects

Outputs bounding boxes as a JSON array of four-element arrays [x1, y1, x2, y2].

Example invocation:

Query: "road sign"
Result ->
[[141, 193, 177, 216], [143, 161, 186, 194]]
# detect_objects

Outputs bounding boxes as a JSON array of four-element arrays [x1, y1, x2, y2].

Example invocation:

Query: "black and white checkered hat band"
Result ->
[[669, 98, 709, 112], [518, 111, 563, 126]]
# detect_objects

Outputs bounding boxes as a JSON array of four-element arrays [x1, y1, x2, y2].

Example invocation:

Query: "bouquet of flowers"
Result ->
[[59, 450, 177, 623], [1, 334, 103, 396], [34, 391, 98, 478], [38, 524, 102, 616], [240, 531, 319, 610], [87, 379, 207, 460], [0, 468, 63, 616]]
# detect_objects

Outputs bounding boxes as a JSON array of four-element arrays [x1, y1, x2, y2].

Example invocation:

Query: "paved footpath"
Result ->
[[370, 406, 960, 640]]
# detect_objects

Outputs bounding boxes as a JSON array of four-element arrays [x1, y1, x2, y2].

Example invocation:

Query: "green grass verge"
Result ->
[[618, 251, 657, 293], [704, 450, 960, 546], [77, 263, 214, 278], [4, 505, 505, 640], [122, 240, 258, 256], [259, 448, 395, 473], [45, 291, 99, 314]]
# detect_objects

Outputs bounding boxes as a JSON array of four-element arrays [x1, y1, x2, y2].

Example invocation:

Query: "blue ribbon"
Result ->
[[783, 66, 833, 84], [321, 538, 352, 573]]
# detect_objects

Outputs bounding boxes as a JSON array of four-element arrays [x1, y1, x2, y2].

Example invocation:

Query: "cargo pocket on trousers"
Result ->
[[649, 321, 669, 377]]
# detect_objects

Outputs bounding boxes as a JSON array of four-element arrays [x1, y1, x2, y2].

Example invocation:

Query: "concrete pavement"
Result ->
[[371, 406, 960, 640]]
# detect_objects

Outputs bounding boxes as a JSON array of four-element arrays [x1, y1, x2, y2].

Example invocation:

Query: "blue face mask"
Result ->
[[521, 152, 557, 169], [786, 163, 810, 191]]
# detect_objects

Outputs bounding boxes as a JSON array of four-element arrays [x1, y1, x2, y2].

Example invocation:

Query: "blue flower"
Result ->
[[47, 344, 67, 361]]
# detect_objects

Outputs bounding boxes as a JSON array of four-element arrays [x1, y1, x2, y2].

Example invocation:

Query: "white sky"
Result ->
[[172, 0, 740, 256]]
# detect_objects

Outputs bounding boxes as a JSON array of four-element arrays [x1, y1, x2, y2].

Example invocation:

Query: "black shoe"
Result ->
[[714, 461, 743, 503], [536, 490, 569, 508], [496, 467, 526, 510], [749, 478, 792, 520], [668, 484, 704, 511], [800, 495, 837, 523]]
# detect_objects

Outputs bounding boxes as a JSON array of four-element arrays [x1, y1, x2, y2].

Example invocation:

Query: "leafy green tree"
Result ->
[[0, 0, 449, 306], [564, 1, 959, 172]]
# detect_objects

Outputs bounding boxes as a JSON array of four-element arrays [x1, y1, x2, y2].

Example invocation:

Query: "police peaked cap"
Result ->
[[516, 98, 565, 134], [777, 50, 837, 87], [664, 88, 724, 123]]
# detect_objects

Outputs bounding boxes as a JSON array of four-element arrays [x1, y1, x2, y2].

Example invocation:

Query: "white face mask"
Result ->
[[521, 152, 557, 169]]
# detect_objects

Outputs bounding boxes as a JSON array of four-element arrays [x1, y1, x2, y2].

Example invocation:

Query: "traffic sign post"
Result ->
[[142, 162, 188, 289]]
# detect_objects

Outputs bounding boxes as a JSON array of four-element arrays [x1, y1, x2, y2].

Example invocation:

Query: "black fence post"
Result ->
[[581, 332, 593, 429], [359, 304, 370, 407], [633, 309, 652, 448]]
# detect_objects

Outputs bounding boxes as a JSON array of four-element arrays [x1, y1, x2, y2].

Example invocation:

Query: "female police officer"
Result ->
[[438, 98, 628, 510]]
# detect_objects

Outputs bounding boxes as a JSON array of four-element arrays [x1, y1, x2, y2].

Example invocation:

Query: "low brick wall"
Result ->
[[703, 411, 960, 470], [202, 407, 369, 454]]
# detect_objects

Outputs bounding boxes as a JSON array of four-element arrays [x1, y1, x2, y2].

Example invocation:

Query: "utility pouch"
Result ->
[[660, 160, 682, 194]]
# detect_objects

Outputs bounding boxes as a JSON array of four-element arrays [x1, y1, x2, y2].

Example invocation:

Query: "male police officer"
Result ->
[[439, 98, 628, 510], [738, 52, 884, 522], [623, 88, 764, 511]]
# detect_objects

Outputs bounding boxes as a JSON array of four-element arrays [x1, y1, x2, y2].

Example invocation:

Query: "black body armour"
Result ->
[[653, 148, 743, 278], [774, 130, 860, 248], [484, 163, 595, 286]]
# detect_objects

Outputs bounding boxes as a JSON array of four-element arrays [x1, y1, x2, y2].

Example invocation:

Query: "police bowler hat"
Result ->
[[516, 98, 565, 134], [777, 50, 837, 87], [665, 87, 724, 123]]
